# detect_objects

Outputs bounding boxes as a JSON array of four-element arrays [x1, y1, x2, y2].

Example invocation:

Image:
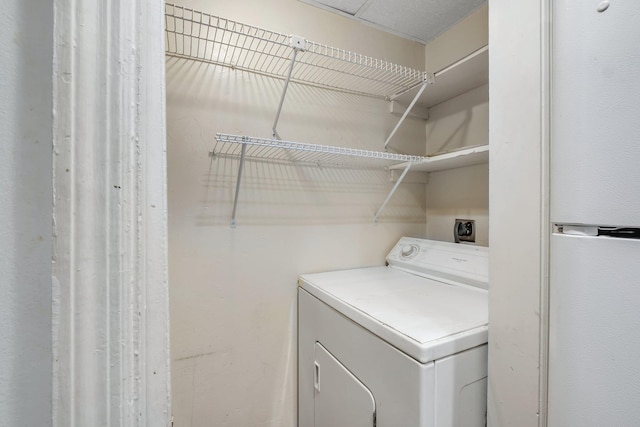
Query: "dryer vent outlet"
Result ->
[[454, 219, 475, 243]]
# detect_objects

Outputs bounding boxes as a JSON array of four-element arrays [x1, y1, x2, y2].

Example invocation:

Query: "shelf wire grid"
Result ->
[[213, 134, 427, 168], [165, 3, 428, 99]]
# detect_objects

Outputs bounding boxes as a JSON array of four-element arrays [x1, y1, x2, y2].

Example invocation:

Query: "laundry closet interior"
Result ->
[[166, 0, 489, 424]]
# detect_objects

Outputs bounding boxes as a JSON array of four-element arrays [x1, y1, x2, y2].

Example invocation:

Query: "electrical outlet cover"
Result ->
[[454, 219, 475, 243]]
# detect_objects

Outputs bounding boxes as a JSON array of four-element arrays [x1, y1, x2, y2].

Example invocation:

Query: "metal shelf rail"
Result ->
[[165, 3, 432, 141], [214, 134, 426, 227]]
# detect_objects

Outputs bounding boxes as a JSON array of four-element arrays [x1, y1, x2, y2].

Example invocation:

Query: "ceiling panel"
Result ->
[[313, 0, 369, 15], [301, 0, 486, 44]]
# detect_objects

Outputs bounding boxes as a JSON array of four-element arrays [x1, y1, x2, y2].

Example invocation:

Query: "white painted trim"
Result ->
[[538, 1, 552, 425], [488, 1, 547, 425], [52, 0, 170, 425]]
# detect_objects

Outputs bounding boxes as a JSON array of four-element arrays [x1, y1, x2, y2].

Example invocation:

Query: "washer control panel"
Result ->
[[386, 237, 489, 289], [400, 243, 420, 259]]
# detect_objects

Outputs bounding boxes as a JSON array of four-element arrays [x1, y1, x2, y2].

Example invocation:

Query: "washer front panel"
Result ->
[[299, 288, 435, 427]]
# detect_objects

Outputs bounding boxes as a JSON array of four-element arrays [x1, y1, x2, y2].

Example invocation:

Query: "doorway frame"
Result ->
[[51, 0, 171, 424]]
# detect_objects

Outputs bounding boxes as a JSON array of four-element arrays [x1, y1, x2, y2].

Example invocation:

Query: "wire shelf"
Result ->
[[165, 3, 429, 99], [213, 134, 426, 168]]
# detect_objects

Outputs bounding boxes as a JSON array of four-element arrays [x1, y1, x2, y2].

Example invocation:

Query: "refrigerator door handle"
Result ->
[[558, 225, 640, 240], [598, 227, 640, 239]]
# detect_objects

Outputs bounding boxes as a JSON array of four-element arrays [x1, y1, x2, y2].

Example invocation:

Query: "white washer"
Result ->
[[298, 237, 489, 427]]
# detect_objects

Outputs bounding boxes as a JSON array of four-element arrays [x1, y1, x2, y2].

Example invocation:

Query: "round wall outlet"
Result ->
[[454, 219, 476, 243]]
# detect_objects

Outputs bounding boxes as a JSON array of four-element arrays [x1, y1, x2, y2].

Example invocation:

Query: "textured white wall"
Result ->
[[488, 0, 548, 426], [167, 1, 427, 425], [0, 0, 53, 425]]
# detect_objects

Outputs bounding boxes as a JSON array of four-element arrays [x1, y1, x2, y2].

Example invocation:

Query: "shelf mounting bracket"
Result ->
[[384, 79, 431, 150], [272, 36, 307, 140], [374, 162, 413, 223], [230, 142, 248, 228]]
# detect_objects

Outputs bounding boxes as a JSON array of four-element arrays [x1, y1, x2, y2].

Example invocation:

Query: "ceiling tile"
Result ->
[[312, 0, 370, 15], [301, 0, 486, 44], [359, 0, 485, 43]]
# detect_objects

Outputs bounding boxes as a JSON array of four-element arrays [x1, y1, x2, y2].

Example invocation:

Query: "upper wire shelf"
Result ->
[[165, 3, 429, 99], [213, 134, 426, 168]]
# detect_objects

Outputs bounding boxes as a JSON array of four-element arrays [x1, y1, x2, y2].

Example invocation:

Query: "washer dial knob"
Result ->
[[400, 244, 419, 259]]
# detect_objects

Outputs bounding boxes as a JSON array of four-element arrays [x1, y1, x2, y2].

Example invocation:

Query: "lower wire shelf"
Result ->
[[213, 133, 425, 168], [213, 133, 425, 227]]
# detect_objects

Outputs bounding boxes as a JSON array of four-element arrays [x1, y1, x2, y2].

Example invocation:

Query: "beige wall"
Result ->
[[424, 7, 489, 246], [167, 1, 427, 425], [425, 4, 488, 73], [425, 84, 489, 245], [425, 162, 489, 246], [488, 0, 548, 426]]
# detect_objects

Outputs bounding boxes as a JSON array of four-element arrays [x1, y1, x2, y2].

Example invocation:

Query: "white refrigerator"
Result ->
[[549, 1, 640, 426]]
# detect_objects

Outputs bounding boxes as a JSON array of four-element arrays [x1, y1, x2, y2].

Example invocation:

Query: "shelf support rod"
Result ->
[[384, 80, 429, 150], [272, 48, 300, 140], [230, 143, 248, 228], [374, 162, 413, 223]]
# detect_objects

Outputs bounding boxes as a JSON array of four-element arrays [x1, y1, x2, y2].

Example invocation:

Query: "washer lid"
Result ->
[[299, 266, 488, 364]]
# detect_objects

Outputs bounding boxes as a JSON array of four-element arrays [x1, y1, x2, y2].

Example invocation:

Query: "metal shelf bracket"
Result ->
[[384, 77, 432, 150], [230, 142, 248, 228], [374, 162, 413, 223], [272, 41, 303, 139]]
